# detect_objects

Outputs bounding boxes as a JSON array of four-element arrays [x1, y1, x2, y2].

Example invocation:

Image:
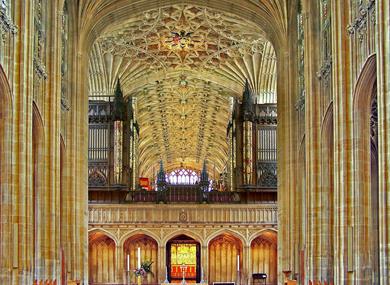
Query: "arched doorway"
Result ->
[[250, 231, 277, 285], [123, 234, 159, 284], [208, 233, 243, 284], [353, 54, 379, 283], [167, 234, 201, 283], [88, 231, 117, 284]]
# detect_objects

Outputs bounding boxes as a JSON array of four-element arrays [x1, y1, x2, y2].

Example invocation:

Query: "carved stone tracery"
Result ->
[[0, 0, 17, 36], [89, 5, 277, 176]]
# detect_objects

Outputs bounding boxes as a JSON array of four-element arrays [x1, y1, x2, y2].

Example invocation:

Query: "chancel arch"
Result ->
[[208, 233, 243, 284], [250, 230, 277, 285], [123, 234, 159, 284], [88, 231, 117, 284], [352, 54, 379, 283]]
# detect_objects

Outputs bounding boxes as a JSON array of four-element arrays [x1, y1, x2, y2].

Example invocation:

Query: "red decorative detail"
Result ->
[[139, 177, 151, 190]]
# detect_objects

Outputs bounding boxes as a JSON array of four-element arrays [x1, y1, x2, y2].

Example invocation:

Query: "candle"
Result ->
[[237, 255, 240, 271], [127, 254, 130, 271], [137, 247, 141, 268]]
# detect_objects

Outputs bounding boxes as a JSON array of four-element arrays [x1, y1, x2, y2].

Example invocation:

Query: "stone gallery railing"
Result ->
[[88, 203, 278, 225]]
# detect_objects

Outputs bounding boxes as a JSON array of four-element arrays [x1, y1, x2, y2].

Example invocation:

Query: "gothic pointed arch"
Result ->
[[352, 54, 378, 283], [88, 231, 117, 284], [32, 102, 45, 282], [320, 103, 334, 282], [208, 233, 243, 284], [250, 230, 277, 285], [123, 234, 159, 284]]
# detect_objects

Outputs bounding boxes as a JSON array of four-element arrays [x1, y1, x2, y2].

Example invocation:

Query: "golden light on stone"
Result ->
[[2, 0, 388, 284]]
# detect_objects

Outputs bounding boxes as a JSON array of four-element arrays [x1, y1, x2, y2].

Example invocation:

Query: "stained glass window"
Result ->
[[167, 168, 199, 185], [170, 243, 197, 279]]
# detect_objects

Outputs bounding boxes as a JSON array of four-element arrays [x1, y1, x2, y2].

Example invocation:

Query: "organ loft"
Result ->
[[0, 1, 389, 285]]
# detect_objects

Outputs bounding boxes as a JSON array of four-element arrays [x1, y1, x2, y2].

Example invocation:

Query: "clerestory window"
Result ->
[[167, 168, 199, 185]]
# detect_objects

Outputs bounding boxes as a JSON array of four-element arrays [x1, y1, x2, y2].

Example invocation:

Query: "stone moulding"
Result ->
[[33, 57, 48, 80], [316, 58, 332, 82], [347, 0, 376, 39], [88, 204, 278, 225], [0, 7, 18, 35]]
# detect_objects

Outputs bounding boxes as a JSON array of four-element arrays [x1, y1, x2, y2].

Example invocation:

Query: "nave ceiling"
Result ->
[[87, 4, 277, 177]]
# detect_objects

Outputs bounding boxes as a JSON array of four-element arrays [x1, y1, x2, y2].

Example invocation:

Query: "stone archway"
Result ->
[[89, 231, 117, 284], [80, 2, 290, 284], [123, 234, 159, 284], [208, 233, 243, 284], [352, 54, 378, 284], [166, 234, 201, 283], [250, 231, 277, 285]]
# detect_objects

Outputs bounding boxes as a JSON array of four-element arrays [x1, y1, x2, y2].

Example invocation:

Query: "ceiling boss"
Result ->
[[168, 30, 192, 50]]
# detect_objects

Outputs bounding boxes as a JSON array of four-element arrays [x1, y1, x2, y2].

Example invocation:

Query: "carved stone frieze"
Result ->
[[90, 222, 278, 247], [347, 0, 375, 41], [88, 204, 278, 226], [316, 58, 332, 82], [0, 4, 18, 35], [33, 57, 48, 80], [295, 91, 305, 112]]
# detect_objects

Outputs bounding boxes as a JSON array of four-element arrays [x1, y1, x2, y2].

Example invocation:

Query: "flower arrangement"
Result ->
[[133, 267, 147, 277], [133, 260, 154, 277]]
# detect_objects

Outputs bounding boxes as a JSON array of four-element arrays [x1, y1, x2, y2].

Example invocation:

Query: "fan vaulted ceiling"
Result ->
[[88, 4, 277, 177]]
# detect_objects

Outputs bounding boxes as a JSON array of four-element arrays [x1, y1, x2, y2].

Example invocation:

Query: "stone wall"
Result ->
[[88, 204, 278, 285]]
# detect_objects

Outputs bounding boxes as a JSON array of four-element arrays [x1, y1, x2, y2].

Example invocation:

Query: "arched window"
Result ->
[[167, 168, 199, 185]]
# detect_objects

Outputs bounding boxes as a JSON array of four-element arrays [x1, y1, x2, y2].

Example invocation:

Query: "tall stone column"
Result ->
[[201, 245, 208, 283], [331, 1, 354, 284], [8, 1, 35, 284], [117, 245, 123, 284], [243, 245, 250, 285], [159, 245, 166, 283], [376, 1, 390, 283]]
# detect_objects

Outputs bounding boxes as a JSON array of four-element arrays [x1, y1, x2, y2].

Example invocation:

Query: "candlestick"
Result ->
[[137, 247, 141, 268], [164, 266, 169, 283], [200, 266, 205, 284], [127, 254, 130, 271], [237, 255, 240, 271]]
